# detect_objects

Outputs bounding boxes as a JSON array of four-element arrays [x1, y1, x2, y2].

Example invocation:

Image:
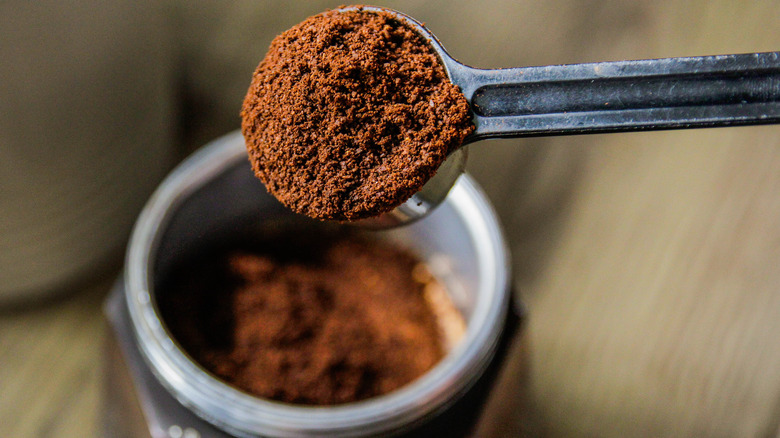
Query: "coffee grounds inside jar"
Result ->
[[157, 229, 463, 405], [241, 7, 474, 221]]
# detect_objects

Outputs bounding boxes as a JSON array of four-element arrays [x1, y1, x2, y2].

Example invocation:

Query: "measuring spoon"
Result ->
[[347, 6, 780, 228]]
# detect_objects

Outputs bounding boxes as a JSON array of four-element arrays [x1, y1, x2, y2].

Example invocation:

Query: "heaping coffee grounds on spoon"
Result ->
[[241, 7, 474, 221], [157, 230, 464, 405]]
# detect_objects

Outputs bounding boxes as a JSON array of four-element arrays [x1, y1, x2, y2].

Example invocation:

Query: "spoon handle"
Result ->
[[453, 52, 780, 142]]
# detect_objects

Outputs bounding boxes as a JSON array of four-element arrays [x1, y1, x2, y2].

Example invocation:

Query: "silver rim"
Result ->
[[124, 131, 510, 437]]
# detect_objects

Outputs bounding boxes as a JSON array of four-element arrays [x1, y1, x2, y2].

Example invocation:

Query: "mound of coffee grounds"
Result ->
[[241, 7, 474, 221], [157, 231, 453, 405]]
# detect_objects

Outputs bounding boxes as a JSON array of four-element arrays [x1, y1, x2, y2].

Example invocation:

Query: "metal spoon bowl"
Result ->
[[345, 6, 780, 228]]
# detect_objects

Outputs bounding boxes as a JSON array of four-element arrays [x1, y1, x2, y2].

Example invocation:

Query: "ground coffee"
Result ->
[[157, 230, 460, 405], [241, 6, 474, 221]]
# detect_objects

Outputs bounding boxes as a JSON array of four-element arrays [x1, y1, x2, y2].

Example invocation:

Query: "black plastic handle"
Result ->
[[453, 52, 780, 142]]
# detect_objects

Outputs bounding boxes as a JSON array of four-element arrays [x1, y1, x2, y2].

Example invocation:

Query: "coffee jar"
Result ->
[[104, 131, 516, 437]]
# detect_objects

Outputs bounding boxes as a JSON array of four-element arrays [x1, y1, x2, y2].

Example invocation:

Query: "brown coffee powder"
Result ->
[[157, 231, 451, 405], [241, 7, 474, 221]]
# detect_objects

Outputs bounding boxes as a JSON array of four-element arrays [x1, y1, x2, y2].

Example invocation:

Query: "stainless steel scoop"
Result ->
[[348, 6, 780, 228]]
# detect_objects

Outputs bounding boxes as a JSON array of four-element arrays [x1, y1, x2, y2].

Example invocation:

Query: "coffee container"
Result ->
[[104, 131, 517, 437]]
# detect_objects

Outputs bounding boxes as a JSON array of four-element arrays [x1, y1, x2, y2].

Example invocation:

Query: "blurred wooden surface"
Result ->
[[1, 1, 779, 437], [0, 279, 109, 437]]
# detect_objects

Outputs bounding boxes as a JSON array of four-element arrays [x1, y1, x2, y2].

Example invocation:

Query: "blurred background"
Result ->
[[1, 0, 779, 436]]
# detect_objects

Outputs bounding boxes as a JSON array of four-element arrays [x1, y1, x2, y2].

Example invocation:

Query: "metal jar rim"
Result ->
[[124, 131, 511, 437]]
